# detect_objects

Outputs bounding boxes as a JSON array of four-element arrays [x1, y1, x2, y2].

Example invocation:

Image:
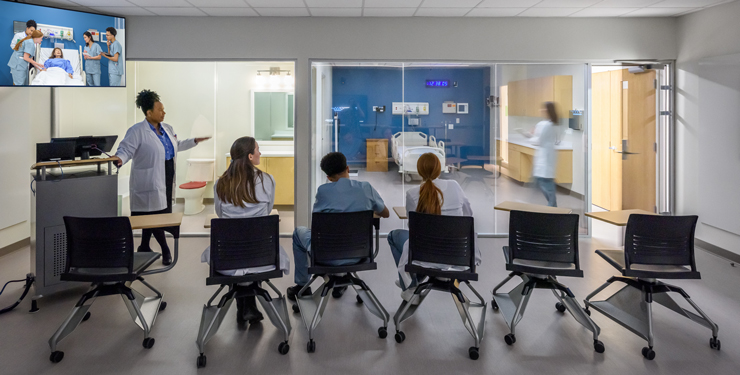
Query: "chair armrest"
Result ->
[[502, 246, 511, 264], [595, 249, 626, 273]]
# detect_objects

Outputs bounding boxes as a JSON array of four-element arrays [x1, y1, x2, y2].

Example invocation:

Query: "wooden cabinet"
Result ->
[[508, 75, 572, 120], [496, 140, 572, 184], [366, 139, 388, 172], [256, 157, 294, 205]]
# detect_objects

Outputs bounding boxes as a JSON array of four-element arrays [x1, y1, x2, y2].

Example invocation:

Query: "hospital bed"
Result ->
[[391, 132, 447, 181], [30, 46, 85, 86]]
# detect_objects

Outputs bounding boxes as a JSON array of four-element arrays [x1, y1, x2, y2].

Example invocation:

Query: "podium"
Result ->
[[30, 158, 118, 301]]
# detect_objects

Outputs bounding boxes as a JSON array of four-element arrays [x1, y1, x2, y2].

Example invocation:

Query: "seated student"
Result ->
[[387, 153, 480, 302], [200, 136, 289, 325], [44, 48, 74, 79], [287, 152, 390, 300]]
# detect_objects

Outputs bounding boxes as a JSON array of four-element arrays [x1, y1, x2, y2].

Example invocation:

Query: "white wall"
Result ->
[[676, 0, 740, 254]]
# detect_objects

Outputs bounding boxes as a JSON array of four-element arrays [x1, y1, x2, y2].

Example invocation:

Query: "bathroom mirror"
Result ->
[[252, 90, 295, 141]]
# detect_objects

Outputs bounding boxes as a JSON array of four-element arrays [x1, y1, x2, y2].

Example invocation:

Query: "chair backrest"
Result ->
[[624, 214, 698, 270], [408, 211, 476, 270], [63, 216, 134, 272], [311, 211, 374, 263], [210, 216, 280, 276], [508, 210, 580, 266]]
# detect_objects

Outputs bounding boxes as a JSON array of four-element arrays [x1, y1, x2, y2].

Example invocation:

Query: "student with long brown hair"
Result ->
[[200, 136, 289, 325], [7, 29, 44, 85], [387, 153, 479, 302]]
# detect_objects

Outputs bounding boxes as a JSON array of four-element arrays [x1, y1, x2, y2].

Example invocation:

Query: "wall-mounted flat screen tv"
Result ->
[[1, 0, 126, 87]]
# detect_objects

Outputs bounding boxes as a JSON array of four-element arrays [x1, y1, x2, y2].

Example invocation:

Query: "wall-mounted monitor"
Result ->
[[1, 0, 126, 87]]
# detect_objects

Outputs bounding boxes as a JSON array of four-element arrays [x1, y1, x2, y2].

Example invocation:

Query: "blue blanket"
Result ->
[[44, 58, 73, 75]]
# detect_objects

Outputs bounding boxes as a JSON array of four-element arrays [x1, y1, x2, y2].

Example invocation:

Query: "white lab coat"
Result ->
[[530, 120, 558, 178], [10, 31, 26, 49], [115, 120, 197, 212]]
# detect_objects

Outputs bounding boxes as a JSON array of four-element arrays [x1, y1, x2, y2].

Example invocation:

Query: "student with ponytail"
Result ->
[[387, 153, 479, 302], [7, 29, 44, 85], [200, 136, 289, 325]]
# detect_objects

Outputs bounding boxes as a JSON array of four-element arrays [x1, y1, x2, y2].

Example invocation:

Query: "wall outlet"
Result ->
[[448, 124, 454, 130]]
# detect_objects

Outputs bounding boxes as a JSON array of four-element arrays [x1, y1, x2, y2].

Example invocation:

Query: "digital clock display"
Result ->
[[426, 80, 450, 88]]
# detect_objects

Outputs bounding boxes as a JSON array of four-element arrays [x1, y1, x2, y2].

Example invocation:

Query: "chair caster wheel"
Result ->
[[196, 354, 206, 368], [395, 331, 406, 343], [642, 347, 655, 360], [159, 301, 167, 311], [468, 347, 480, 360], [356, 295, 363, 304], [378, 327, 388, 339], [504, 333, 516, 346], [50, 351, 64, 363], [292, 304, 300, 313], [594, 340, 605, 353], [584, 308, 591, 316], [278, 341, 290, 355], [491, 300, 499, 310], [307, 340, 316, 353], [82, 311, 91, 321], [143, 337, 155, 349], [710, 337, 721, 350], [555, 302, 566, 313]]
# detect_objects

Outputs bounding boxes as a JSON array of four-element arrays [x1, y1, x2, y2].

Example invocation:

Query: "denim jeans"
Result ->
[[387, 229, 417, 290], [535, 177, 557, 207], [292, 226, 361, 286]]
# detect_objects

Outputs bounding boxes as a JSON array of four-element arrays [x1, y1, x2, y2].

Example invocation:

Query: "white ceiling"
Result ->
[[25, 0, 737, 17]]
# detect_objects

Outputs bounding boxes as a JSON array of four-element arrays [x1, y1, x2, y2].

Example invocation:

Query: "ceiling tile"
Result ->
[[69, 0, 136, 6], [247, 0, 305, 7], [187, 0, 250, 7], [305, 0, 362, 7], [420, 0, 480, 8], [363, 7, 417, 16], [466, 8, 527, 16], [310, 8, 363, 16], [534, 0, 601, 7], [127, 0, 191, 6], [415, 7, 473, 16], [518, 7, 581, 16], [477, 0, 540, 7], [90, 6, 155, 16], [622, 7, 692, 16], [569, 7, 640, 16], [592, 0, 661, 7], [254, 7, 310, 16], [200, 7, 259, 16], [650, 0, 729, 7], [364, 0, 422, 7], [147, 7, 208, 16]]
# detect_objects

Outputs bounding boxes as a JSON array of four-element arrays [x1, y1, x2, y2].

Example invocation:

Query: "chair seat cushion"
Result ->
[[512, 258, 576, 270], [179, 181, 207, 189], [595, 249, 701, 279]]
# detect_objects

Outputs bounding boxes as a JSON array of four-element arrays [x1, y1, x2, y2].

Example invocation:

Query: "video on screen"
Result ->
[[1, 0, 125, 87]]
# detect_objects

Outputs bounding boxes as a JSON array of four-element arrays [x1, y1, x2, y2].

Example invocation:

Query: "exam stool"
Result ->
[[584, 214, 719, 360], [48, 216, 167, 363]]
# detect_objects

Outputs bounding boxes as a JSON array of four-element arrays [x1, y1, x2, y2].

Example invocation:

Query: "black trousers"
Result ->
[[131, 158, 174, 256]]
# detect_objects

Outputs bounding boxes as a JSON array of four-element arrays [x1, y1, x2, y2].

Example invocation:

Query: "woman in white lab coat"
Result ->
[[200, 136, 290, 325], [529, 102, 560, 207], [112, 90, 210, 265]]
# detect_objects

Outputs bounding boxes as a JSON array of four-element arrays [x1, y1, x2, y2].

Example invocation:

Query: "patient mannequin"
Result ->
[[44, 48, 74, 79]]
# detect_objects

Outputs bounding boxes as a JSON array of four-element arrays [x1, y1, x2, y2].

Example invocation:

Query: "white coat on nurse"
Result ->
[[115, 120, 197, 212]]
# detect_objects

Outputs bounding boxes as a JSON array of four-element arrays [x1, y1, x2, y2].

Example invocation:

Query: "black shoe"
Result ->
[[161, 248, 172, 266], [332, 286, 348, 299], [236, 297, 248, 324], [286, 285, 312, 301], [243, 296, 264, 324], [137, 246, 152, 252]]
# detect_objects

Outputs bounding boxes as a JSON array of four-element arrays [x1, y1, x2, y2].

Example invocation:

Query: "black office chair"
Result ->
[[584, 214, 719, 360], [491, 210, 604, 353], [294, 211, 389, 353], [196, 216, 291, 368], [393, 212, 487, 360], [48, 216, 166, 363]]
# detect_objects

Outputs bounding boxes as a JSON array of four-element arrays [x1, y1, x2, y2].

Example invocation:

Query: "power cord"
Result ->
[[0, 274, 34, 316]]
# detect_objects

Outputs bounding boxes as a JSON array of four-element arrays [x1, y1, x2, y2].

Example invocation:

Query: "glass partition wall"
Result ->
[[311, 61, 588, 235]]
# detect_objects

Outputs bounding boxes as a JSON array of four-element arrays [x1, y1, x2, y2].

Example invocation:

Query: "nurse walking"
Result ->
[[100, 27, 122, 86], [82, 31, 102, 86], [529, 102, 561, 207], [112, 90, 210, 265], [7, 30, 44, 86]]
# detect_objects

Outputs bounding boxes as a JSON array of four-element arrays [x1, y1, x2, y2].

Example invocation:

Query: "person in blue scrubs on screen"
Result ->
[[101, 27, 122, 86], [82, 31, 102, 86], [44, 48, 74, 79], [7, 30, 45, 86]]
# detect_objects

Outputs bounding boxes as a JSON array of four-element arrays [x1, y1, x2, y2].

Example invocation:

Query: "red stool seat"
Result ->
[[179, 181, 207, 189]]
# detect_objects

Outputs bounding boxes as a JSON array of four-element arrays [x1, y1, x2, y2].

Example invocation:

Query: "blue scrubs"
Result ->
[[108, 40, 122, 86], [44, 58, 74, 75], [84, 43, 102, 86], [7, 39, 35, 86]]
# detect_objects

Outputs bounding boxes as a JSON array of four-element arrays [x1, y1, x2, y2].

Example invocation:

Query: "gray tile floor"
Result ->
[[0, 234, 738, 375]]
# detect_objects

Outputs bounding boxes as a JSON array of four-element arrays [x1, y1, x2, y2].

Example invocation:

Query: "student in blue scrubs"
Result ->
[[7, 30, 45, 86], [44, 48, 74, 79], [82, 31, 102, 86], [101, 27, 123, 86]]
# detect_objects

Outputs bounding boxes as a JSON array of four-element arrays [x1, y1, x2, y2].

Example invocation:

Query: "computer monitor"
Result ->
[[51, 135, 118, 160], [36, 141, 75, 163]]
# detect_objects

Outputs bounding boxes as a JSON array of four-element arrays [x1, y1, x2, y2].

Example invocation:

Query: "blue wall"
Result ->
[[0, 1, 122, 86], [332, 67, 491, 163]]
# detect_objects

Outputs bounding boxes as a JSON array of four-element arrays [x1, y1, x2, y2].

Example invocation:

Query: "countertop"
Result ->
[[226, 151, 294, 158], [498, 133, 573, 150]]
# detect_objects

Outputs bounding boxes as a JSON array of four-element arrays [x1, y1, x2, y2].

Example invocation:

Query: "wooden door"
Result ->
[[269, 157, 295, 206], [591, 71, 612, 210], [621, 69, 656, 212]]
